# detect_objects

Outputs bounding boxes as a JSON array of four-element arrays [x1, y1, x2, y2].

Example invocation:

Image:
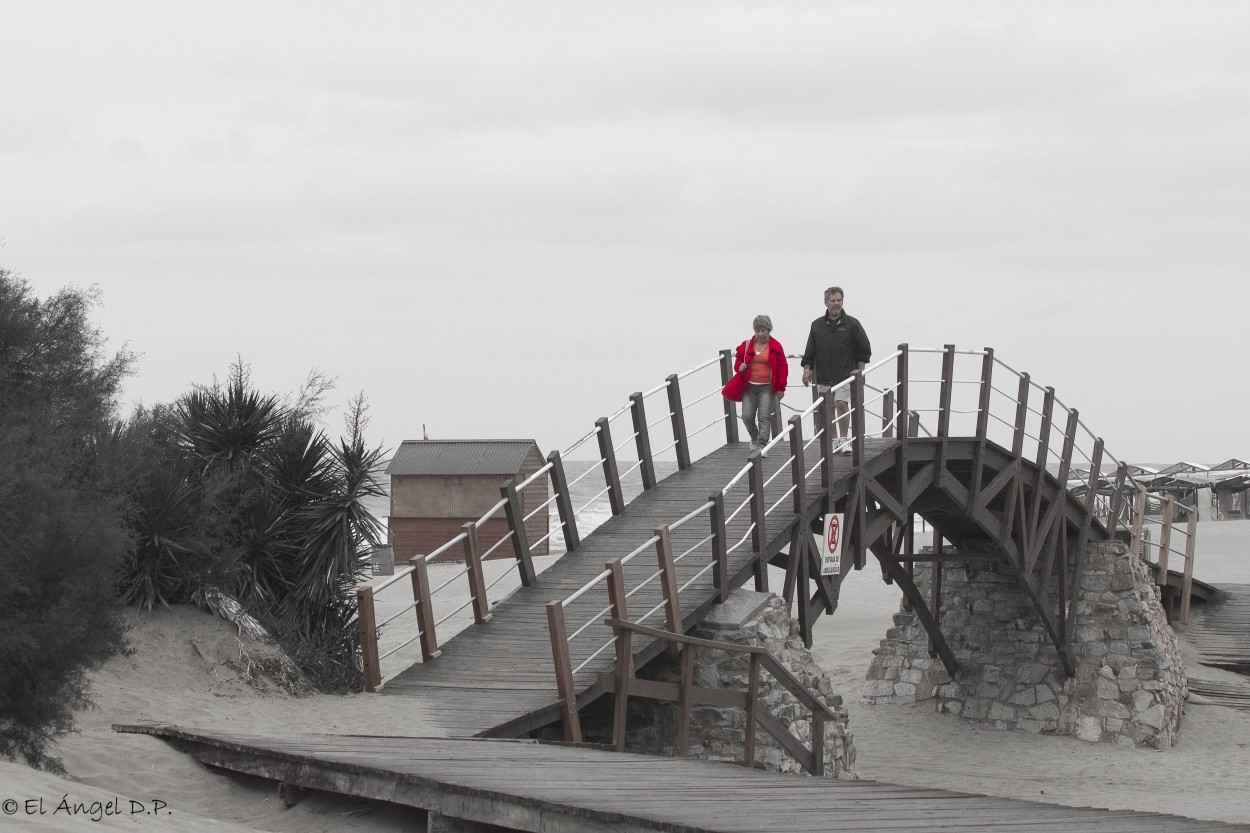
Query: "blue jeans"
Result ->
[[741, 383, 774, 447]]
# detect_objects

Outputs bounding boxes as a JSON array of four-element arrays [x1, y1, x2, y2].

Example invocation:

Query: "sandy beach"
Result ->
[[4, 521, 1249, 831]]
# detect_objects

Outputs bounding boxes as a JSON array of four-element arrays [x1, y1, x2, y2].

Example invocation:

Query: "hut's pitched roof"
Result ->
[[386, 439, 539, 477]]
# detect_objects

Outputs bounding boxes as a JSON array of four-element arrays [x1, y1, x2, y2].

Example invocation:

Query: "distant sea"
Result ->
[[362, 459, 681, 556]]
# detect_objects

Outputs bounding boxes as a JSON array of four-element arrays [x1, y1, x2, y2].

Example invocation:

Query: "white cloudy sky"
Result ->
[[2, 1, 1247, 466]]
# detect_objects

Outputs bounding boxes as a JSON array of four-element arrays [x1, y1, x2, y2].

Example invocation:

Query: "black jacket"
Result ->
[[801, 311, 872, 386]]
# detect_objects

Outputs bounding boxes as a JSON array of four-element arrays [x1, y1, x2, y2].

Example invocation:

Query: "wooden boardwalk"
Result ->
[[381, 440, 872, 737], [115, 725, 1250, 833], [1183, 584, 1250, 672], [1181, 584, 1250, 711]]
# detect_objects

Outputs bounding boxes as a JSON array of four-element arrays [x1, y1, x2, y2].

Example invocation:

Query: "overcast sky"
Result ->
[[3, 1, 1247, 467]]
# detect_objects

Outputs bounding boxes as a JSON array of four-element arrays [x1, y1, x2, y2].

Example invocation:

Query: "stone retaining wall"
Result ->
[[864, 540, 1187, 748]]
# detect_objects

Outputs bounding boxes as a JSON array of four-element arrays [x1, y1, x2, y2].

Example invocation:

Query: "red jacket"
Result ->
[[733, 336, 788, 395]]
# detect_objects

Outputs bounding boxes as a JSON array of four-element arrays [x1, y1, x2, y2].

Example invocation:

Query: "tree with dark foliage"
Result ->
[[0, 271, 134, 771]]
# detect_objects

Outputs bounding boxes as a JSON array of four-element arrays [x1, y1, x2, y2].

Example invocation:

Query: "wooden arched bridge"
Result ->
[[358, 344, 1203, 745], [128, 344, 1250, 833]]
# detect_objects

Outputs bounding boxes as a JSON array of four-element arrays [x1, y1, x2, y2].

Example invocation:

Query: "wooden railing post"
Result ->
[[937, 344, 956, 438], [811, 708, 826, 777], [851, 372, 867, 570], [1181, 509, 1197, 624], [789, 416, 807, 516], [1011, 373, 1031, 459], [896, 344, 910, 443], [596, 416, 626, 516], [677, 643, 694, 757], [666, 373, 693, 471], [882, 389, 895, 439], [606, 560, 631, 752], [501, 479, 537, 586], [748, 453, 769, 592], [655, 525, 683, 641], [630, 392, 657, 491], [1070, 439, 1104, 615], [710, 492, 730, 603], [1157, 496, 1174, 585], [896, 346, 910, 513], [975, 348, 994, 442], [1130, 487, 1146, 557], [1106, 463, 1128, 540], [356, 586, 381, 692], [968, 348, 993, 513], [851, 371, 866, 468], [547, 449, 581, 552], [744, 653, 760, 768], [930, 529, 943, 657], [817, 390, 833, 491], [409, 556, 441, 661], [720, 349, 740, 445], [461, 522, 492, 624], [545, 601, 583, 743]]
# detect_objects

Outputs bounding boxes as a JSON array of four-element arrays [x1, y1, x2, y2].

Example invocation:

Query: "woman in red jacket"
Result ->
[[733, 315, 788, 455]]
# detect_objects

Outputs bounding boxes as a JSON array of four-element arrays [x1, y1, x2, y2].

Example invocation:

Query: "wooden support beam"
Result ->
[[873, 547, 959, 677], [666, 373, 693, 471], [629, 391, 657, 490], [546, 449, 580, 553]]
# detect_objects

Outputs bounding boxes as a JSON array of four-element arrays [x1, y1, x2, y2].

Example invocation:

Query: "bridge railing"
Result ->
[[543, 344, 1200, 733], [1128, 487, 1198, 622], [358, 354, 728, 690]]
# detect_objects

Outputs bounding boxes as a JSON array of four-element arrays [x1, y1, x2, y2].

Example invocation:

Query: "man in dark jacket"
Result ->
[[801, 286, 871, 449]]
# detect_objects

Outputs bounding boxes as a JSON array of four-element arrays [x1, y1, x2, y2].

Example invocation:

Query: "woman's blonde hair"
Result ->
[[752, 314, 772, 332]]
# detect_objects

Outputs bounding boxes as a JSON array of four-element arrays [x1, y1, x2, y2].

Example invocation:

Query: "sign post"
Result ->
[[820, 513, 844, 576]]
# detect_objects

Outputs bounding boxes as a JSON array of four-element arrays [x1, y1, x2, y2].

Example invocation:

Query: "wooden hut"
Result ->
[[386, 439, 549, 563]]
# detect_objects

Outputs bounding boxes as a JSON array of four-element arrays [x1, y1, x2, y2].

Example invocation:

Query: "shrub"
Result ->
[[0, 271, 133, 770]]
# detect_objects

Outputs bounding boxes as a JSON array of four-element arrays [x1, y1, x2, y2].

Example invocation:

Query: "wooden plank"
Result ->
[[115, 726, 1250, 833]]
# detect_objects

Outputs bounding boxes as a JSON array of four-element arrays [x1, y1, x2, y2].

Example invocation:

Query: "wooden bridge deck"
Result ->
[[381, 440, 874, 737], [115, 724, 1250, 833]]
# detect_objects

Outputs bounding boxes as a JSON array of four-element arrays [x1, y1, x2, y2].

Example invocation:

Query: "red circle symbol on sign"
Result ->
[[826, 515, 841, 554]]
